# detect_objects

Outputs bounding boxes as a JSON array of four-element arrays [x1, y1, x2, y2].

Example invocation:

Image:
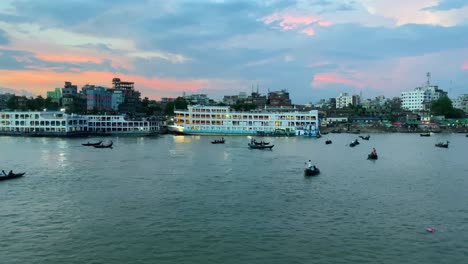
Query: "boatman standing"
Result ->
[[372, 148, 377, 155], [306, 160, 313, 169]]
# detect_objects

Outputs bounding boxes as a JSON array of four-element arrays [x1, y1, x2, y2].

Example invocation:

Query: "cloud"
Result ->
[[1, 0, 468, 103], [259, 12, 331, 36], [0, 29, 9, 44], [0, 69, 206, 99], [422, 0, 468, 11], [0, 86, 34, 97], [462, 62, 468, 70], [312, 72, 366, 89]]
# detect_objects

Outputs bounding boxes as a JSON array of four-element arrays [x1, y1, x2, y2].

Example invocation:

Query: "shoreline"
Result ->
[[320, 126, 468, 134]]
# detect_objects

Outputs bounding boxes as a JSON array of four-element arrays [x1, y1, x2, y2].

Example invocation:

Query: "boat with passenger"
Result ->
[[211, 138, 225, 144], [0, 171, 25, 181], [349, 139, 360, 147], [304, 166, 320, 176], [248, 143, 274, 149], [82, 140, 102, 146], [435, 141, 449, 148], [93, 140, 113, 149]]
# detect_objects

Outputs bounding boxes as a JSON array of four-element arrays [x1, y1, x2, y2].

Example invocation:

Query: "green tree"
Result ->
[[430, 96, 464, 118], [231, 103, 257, 111], [164, 97, 188, 115], [6, 96, 18, 110]]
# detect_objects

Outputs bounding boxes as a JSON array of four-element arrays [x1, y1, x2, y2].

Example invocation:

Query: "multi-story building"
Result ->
[[61, 82, 86, 113], [223, 95, 239, 105], [336, 93, 359, 108], [46, 88, 62, 104], [453, 94, 468, 113], [401, 85, 447, 111], [62, 81, 78, 96], [111, 90, 125, 111], [84, 85, 112, 111], [112, 78, 141, 114], [268, 90, 291, 107], [184, 94, 211, 105]]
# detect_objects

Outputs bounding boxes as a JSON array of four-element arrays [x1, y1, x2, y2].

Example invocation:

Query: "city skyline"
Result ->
[[0, 0, 467, 103]]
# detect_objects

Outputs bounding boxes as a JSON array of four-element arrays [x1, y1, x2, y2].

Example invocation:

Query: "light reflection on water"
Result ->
[[0, 134, 467, 264]]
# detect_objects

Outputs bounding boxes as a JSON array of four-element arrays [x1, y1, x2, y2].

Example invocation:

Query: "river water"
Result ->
[[1, 134, 467, 264]]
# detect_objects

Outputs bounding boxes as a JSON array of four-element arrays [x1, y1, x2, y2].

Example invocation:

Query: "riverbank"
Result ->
[[320, 125, 468, 134]]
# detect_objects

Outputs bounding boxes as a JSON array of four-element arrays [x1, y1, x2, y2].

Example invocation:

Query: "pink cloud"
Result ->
[[318, 20, 332, 27], [301, 27, 315, 36], [312, 73, 365, 89], [0, 69, 205, 100], [462, 62, 468, 70], [35, 52, 104, 64], [260, 13, 332, 37]]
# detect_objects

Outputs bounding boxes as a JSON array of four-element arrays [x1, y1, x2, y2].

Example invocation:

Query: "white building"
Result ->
[[336, 93, 359, 109], [401, 85, 447, 111], [453, 94, 468, 113]]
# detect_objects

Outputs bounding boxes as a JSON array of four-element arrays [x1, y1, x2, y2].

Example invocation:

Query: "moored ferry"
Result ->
[[173, 105, 319, 136], [0, 111, 88, 136], [87, 115, 160, 136], [0, 111, 160, 137]]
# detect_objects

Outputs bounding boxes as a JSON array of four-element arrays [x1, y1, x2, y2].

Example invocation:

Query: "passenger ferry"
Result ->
[[173, 105, 319, 136], [87, 115, 160, 136], [0, 111, 88, 136], [0, 111, 160, 137]]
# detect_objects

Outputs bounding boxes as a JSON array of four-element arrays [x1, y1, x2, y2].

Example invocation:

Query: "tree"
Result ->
[[6, 96, 18, 110], [430, 96, 464, 118], [164, 97, 188, 115], [231, 103, 257, 111]]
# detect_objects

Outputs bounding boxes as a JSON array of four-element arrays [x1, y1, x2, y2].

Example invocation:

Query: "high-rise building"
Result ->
[[401, 73, 448, 111]]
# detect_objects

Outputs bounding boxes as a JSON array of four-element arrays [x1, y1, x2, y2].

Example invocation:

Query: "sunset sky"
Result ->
[[0, 0, 467, 103]]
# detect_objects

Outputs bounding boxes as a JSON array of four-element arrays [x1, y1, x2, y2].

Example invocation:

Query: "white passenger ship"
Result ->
[[173, 105, 319, 136], [0, 111, 160, 137], [87, 115, 160, 136]]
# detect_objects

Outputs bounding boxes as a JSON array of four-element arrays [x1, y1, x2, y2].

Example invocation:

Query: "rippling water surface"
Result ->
[[1, 134, 467, 264]]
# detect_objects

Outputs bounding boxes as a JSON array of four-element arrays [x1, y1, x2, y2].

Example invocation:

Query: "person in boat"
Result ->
[[306, 160, 313, 169], [372, 148, 377, 155], [8, 170, 13, 176], [312, 165, 317, 171], [1, 170, 6, 176]]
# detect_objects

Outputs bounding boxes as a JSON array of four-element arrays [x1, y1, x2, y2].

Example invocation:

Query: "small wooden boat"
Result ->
[[0, 172, 25, 181], [435, 141, 449, 148], [321, 132, 329, 135], [253, 141, 270, 146], [367, 153, 378, 160], [349, 139, 360, 147], [82, 140, 102, 146], [325, 140, 332, 145], [248, 143, 274, 149], [211, 139, 225, 144], [359, 135, 370, 140], [94, 141, 113, 149], [420, 133, 431, 137], [304, 167, 320, 176]]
